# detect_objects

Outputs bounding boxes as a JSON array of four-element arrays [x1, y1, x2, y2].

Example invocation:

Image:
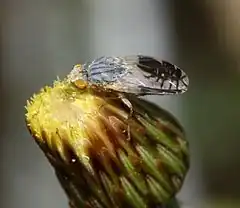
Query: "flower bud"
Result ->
[[25, 79, 189, 208]]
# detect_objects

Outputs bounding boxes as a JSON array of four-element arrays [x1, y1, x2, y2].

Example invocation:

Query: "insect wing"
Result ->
[[68, 55, 189, 96], [103, 55, 189, 95]]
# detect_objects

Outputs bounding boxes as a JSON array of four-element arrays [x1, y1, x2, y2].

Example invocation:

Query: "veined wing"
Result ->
[[88, 55, 189, 95]]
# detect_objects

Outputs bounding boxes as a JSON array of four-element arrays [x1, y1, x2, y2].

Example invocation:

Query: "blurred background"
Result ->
[[1, 0, 240, 207]]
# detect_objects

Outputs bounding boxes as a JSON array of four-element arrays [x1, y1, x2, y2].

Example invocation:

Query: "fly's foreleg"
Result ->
[[118, 93, 133, 140]]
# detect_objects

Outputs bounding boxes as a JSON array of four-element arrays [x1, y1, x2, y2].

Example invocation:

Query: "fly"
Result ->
[[67, 55, 189, 140], [67, 55, 189, 96]]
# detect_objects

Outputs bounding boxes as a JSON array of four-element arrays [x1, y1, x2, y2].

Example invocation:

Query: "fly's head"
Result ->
[[67, 64, 88, 90]]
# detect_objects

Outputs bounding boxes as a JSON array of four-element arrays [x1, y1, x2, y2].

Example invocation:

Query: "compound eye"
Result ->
[[74, 79, 88, 89]]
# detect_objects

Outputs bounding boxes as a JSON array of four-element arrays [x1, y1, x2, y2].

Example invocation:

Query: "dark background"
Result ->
[[1, 1, 240, 207]]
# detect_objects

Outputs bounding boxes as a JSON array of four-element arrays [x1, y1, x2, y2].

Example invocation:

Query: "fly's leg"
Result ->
[[118, 93, 133, 140], [97, 92, 133, 140]]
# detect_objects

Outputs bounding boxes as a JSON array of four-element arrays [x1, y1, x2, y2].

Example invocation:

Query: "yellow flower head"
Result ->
[[25, 79, 189, 208]]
